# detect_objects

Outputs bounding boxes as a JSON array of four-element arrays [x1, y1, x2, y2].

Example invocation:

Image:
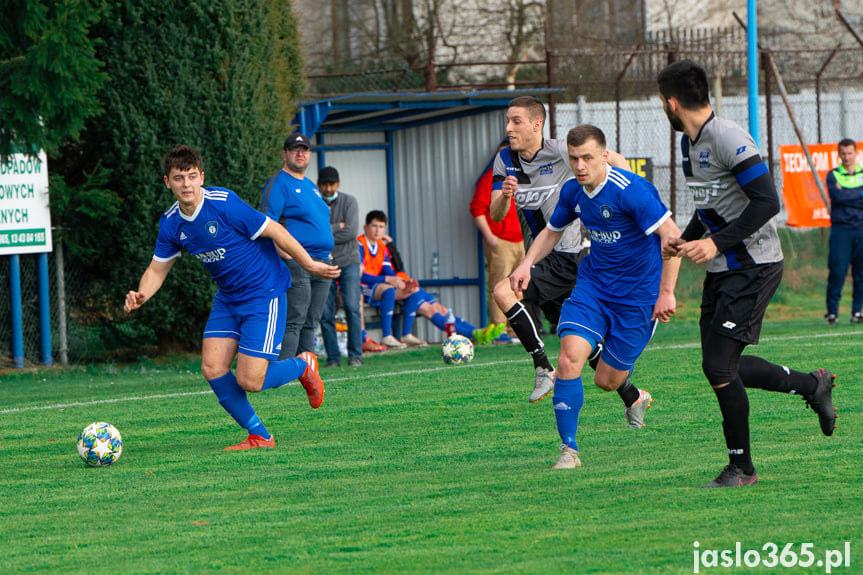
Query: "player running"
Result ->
[[124, 145, 339, 450], [509, 124, 681, 469], [490, 96, 655, 430], [657, 60, 837, 487]]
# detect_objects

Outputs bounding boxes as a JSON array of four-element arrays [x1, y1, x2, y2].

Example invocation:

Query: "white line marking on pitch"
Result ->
[[3, 331, 860, 415]]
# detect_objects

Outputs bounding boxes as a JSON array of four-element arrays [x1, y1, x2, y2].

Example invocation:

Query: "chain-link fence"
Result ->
[[0, 239, 149, 369], [547, 40, 863, 224], [7, 24, 863, 368]]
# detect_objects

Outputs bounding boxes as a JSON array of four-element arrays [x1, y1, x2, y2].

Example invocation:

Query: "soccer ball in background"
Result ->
[[77, 422, 123, 467], [441, 334, 474, 364]]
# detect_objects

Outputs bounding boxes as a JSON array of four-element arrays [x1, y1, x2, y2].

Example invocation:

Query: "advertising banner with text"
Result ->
[[0, 149, 52, 254], [780, 142, 863, 228]]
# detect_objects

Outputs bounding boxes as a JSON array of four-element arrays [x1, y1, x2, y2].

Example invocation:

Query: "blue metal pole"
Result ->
[[38, 252, 52, 366], [9, 255, 24, 368], [747, 0, 760, 148], [476, 231, 487, 327], [317, 132, 326, 171], [385, 131, 397, 244]]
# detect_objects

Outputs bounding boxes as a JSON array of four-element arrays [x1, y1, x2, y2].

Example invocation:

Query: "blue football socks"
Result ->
[[455, 316, 478, 339], [208, 371, 269, 439], [401, 291, 425, 335], [379, 287, 396, 337], [261, 357, 306, 390], [430, 312, 447, 332], [552, 376, 585, 451]]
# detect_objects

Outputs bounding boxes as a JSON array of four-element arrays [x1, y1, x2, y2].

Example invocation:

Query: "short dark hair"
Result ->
[[838, 138, 857, 150], [566, 124, 606, 149], [163, 145, 203, 177], [508, 96, 546, 125], [366, 210, 387, 225], [657, 59, 710, 110]]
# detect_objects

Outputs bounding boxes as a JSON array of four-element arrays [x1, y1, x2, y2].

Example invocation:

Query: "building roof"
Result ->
[[293, 89, 559, 136]]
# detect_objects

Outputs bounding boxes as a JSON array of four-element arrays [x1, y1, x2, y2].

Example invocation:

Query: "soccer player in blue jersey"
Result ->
[[490, 97, 655, 432], [124, 145, 340, 451], [658, 60, 837, 487], [509, 125, 682, 469]]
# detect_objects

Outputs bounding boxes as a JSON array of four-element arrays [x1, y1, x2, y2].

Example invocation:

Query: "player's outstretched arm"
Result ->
[[262, 219, 340, 279], [124, 259, 175, 312], [653, 217, 682, 323], [509, 226, 562, 297]]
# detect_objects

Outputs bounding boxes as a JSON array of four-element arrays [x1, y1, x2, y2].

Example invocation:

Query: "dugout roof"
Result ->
[[292, 89, 559, 135], [290, 88, 559, 334]]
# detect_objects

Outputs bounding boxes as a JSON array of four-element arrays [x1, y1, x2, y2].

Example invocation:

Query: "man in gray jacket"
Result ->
[[318, 167, 364, 367]]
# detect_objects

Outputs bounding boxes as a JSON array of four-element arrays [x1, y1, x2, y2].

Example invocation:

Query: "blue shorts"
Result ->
[[204, 292, 287, 360], [361, 282, 384, 306], [557, 289, 657, 372]]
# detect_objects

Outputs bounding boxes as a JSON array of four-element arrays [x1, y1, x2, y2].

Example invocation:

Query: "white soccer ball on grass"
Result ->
[[441, 334, 474, 364], [77, 422, 123, 467]]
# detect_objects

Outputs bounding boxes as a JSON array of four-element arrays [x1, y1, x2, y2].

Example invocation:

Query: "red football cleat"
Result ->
[[362, 337, 387, 352], [298, 352, 325, 409], [224, 434, 275, 451]]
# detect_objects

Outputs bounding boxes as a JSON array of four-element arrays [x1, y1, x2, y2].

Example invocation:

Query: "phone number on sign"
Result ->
[[693, 542, 851, 573]]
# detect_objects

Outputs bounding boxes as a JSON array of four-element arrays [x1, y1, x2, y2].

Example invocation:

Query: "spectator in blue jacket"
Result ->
[[825, 138, 863, 324]]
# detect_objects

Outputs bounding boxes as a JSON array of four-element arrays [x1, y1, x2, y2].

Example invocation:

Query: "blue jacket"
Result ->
[[827, 163, 863, 229]]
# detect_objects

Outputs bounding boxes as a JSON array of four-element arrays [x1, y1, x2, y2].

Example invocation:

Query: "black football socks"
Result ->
[[712, 377, 755, 475], [738, 355, 817, 396], [506, 302, 554, 371]]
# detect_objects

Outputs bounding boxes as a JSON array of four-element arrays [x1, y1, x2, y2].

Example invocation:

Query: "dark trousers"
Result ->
[[320, 263, 362, 362], [826, 227, 863, 315], [279, 258, 332, 360]]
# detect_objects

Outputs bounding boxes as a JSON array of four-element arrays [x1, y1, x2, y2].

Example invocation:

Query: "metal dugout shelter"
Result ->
[[293, 89, 554, 343]]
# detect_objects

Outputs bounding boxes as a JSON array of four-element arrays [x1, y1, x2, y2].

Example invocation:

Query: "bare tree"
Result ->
[[479, 1, 545, 87]]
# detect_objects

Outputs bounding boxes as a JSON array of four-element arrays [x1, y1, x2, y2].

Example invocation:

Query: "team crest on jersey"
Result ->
[[206, 221, 218, 237], [538, 162, 554, 176], [600, 205, 613, 221], [699, 151, 710, 169]]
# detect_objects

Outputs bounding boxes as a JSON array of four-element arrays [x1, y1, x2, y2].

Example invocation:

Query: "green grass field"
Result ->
[[0, 314, 860, 574]]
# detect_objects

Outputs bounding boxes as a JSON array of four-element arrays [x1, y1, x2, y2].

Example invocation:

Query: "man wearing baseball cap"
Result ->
[[260, 133, 336, 360]]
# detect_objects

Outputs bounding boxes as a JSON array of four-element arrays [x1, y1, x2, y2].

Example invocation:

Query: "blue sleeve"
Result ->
[[362, 272, 386, 286], [223, 190, 268, 239], [621, 178, 669, 235], [548, 181, 579, 230], [153, 214, 181, 261], [260, 174, 286, 221]]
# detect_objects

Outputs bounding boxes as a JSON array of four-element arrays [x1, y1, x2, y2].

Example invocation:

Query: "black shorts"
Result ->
[[523, 250, 584, 324], [700, 261, 784, 345]]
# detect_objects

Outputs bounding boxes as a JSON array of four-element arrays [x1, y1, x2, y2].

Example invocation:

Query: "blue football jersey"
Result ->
[[154, 187, 291, 303], [549, 166, 671, 305], [259, 171, 334, 259]]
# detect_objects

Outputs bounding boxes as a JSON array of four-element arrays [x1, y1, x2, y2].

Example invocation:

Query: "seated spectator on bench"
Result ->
[[358, 210, 504, 348]]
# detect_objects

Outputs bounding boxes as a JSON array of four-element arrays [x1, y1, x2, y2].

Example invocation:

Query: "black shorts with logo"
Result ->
[[700, 260, 784, 345], [523, 250, 584, 325]]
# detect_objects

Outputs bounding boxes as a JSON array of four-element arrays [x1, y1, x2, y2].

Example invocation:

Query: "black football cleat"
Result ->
[[805, 369, 837, 437], [702, 464, 758, 488]]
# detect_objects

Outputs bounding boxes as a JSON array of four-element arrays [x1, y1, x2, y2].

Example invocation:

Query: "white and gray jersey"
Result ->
[[681, 114, 783, 273], [492, 138, 588, 254]]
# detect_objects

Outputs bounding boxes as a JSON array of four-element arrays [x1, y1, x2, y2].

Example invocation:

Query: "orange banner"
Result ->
[[779, 142, 863, 228]]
